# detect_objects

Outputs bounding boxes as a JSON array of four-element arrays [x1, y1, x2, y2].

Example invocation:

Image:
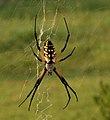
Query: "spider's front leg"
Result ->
[[34, 15, 44, 59], [56, 17, 76, 61], [53, 67, 78, 109], [34, 15, 40, 51], [60, 17, 70, 53]]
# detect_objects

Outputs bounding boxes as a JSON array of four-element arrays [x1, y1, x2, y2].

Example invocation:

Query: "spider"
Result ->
[[18, 15, 78, 111]]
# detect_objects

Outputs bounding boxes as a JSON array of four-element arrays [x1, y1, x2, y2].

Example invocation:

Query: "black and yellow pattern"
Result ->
[[18, 15, 78, 111], [44, 40, 56, 63]]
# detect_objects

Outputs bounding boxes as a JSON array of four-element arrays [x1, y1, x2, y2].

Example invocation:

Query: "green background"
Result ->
[[0, 0, 110, 120]]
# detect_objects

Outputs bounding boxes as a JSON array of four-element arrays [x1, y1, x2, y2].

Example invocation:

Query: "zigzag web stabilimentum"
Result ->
[[18, 0, 45, 110], [35, 0, 53, 119], [17, 0, 59, 118], [34, 0, 59, 119]]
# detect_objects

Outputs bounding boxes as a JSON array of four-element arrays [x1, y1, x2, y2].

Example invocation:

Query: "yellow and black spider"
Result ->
[[19, 15, 78, 111]]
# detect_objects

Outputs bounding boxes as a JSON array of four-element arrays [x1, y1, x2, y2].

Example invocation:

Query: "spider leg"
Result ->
[[18, 67, 47, 111], [59, 47, 76, 62], [53, 67, 78, 109], [34, 15, 41, 51], [28, 85, 38, 111], [18, 86, 35, 108], [61, 17, 70, 53], [63, 84, 71, 109], [34, 15, 44, 58], [56, 17, 70, 60], [30, 46, 42, 62]]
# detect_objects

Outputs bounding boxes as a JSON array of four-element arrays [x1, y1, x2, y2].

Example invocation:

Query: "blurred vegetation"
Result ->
[[94, 81, 110, 120], [0, 0, 110, 119], [1, 77, 109, 120], [0, 0, 110, 80], [0, 0, 110, 19]]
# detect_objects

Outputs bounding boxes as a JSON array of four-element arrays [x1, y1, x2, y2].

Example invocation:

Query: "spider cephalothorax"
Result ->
[[18, 15, 78, 111]]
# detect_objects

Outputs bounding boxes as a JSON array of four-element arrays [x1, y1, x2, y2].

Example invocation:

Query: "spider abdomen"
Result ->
[[44, 40, 56, 63]]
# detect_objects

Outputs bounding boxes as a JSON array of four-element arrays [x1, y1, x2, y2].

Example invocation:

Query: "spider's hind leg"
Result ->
[[53, 67, 78, 108], [18, 68, 47, 111]]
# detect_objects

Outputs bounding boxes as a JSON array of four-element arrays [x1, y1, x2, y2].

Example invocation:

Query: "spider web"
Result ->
[[35, 0, 54, 119], [19, 0, 59, 119], [0, 0, 107, 120], [32, 1, 107, 119]]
